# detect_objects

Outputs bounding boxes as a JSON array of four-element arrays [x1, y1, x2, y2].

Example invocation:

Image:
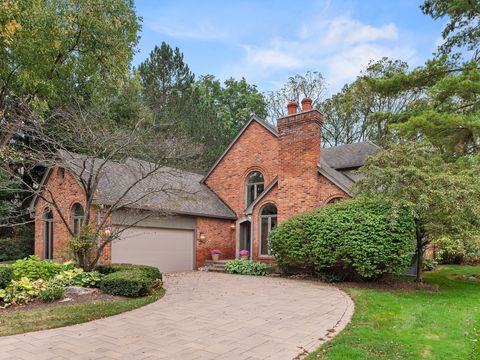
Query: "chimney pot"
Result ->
[[287, 101, 298, 115], [301, 98, 313, 111]]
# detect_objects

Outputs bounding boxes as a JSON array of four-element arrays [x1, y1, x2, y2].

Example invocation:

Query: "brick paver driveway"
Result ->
[[0, 272, 353, 360]]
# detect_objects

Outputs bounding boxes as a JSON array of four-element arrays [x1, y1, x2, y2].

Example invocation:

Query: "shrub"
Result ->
[[423, 258, 438, 272], [269, 196, 416, 280], [0, 237, 34, 262], [97, 264, 162, 297], [224, 259, 270, 276], [12, 256, 66, 281], [99, 270, 151, 297], [38, 282, 64, 302], [96, 263, 162, 281], [0, 264, 13, 288], [0, 277, 47, 306]]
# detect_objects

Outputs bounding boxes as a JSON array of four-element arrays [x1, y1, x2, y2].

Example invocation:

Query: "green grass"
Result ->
[[0, 288, 165, 336], [307, 266, 480, 360]]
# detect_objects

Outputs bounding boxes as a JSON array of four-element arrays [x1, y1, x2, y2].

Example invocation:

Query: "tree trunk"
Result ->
[[415, 220, 425, 283]]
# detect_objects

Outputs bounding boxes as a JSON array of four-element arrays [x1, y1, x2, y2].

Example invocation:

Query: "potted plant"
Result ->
[[211, 249, 221, 261], [239, 249, 249, 260]]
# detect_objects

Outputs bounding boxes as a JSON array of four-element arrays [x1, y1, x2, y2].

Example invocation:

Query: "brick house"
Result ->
[[31, 99, 378, 272]]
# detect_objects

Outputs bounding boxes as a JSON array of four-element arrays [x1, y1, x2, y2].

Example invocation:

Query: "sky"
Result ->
[[132, 0, 445, 95]]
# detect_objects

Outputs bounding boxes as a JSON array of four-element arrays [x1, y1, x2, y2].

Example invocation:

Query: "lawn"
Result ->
[[0, 288, 165, 336], [307, 266, 480, 360]]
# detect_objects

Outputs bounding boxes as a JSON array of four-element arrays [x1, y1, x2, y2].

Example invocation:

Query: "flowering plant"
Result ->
[[211, 249, 221, 254], [239, 249, 249, 256]]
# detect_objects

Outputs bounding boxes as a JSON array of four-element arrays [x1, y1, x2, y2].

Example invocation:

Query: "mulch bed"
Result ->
[[283, 274, 439, 292], [1, 291, 125, 313]]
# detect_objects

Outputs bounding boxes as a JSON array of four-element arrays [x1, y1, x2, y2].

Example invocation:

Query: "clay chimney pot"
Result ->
[[287, 101, 298, 115], [301, 98, 313, 111]]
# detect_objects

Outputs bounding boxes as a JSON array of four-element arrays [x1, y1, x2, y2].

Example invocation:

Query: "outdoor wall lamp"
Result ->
[[199, 232, 206, 242], [230, 223, 236, 230], [104, 227, 112, 236]]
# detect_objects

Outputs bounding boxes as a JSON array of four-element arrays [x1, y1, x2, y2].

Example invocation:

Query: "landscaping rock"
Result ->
[[64, 286, 99, 296]]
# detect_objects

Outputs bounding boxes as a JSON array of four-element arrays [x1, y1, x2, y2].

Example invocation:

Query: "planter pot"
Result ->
[[241, 255, 249, 260], [212, 254, 220, 261]]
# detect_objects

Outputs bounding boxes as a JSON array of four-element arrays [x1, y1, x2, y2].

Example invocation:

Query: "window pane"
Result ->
[[261, 204, 277, 215], [261, 217, 269, 255], [256, 183, 264, 197]]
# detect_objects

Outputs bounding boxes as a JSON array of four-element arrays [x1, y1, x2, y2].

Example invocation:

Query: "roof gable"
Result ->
[[201, 115, 278, 183]]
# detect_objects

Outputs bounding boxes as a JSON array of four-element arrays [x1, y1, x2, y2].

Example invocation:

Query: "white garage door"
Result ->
[[112, 227, 195, 272]]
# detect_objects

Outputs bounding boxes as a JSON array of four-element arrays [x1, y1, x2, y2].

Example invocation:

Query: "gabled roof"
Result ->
[[317, 160, 355, 195], [201, 115, 278, 183], [31, 151, 236, 220], [322, 141, 379, 169], [244, 177, 278, 215]]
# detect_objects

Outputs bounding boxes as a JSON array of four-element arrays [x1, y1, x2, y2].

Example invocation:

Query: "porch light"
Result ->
[[104, 227, 112, 236], [199, 232, 206, 241], [230, 223, 236, 230]]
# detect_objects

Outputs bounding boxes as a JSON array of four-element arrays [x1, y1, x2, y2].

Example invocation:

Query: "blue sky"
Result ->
[[133, 0, 445, 94]]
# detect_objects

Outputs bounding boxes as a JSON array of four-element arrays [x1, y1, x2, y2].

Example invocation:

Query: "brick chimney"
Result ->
[[277, 98, 324, 222]]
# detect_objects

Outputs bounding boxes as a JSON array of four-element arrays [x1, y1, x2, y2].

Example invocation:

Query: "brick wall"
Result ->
[[196, 217, 236, 268], [205, 120, 279, 216], [277, 109, 324, 222], [34, 167, 111, 264]]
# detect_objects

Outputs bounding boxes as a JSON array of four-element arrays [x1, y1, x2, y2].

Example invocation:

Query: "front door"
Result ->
[[239, 221, 251, 258]]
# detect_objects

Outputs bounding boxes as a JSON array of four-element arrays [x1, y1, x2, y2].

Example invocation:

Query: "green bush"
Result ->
[[0, 277, 48, 306], [423, 258, 438, 271], [0, 265, 13, 288], [224, 259, 270, 276], [269, 196, 416, 280], [97, 264, 162, 297], [0, 237, 34, 262], [38, 282, 64, 302], [99, 270, 151, 297], [96, 263, 162, 280], [12, 256, 67, 281]]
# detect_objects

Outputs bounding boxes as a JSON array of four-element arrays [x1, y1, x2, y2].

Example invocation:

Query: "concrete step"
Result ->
[[204, 259, 234, 272]]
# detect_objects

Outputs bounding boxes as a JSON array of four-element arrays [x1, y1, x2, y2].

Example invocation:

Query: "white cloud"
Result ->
[[228, 15, 416, 93], [148, 19, 228, 41]]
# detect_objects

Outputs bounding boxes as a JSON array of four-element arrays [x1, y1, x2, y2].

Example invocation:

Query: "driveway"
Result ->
[[0, 272, 353, 360]]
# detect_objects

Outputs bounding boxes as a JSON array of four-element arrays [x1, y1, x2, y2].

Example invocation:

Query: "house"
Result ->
[[31, 98, 378, 272]]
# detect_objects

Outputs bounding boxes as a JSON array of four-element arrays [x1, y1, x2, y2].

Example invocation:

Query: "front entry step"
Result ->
[[203, 259, 232, 272]]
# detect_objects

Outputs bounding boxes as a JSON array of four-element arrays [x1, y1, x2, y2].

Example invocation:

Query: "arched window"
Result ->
[[71, 203, 85, 235], [259, 204, 277, 256], [327, 197, 344, 204], [43, 208, 54, 260], [246, 171, 264, 207]]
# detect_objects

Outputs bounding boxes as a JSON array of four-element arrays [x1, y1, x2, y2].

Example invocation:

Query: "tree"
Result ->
[[137, 42, 195, 122], [1, 101, 197, 270], [194, 75, 267, 156], [265, 71, 326, 120], [355, 142, 480, 282], [0, 0, 140, 146], [421, 0, 480, 57]]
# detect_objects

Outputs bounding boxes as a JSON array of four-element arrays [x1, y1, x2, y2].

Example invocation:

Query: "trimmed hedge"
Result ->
[[269, 196, 416, 280], [0, 238, 34, 262], [0, 265, 13, 288], [97, 263, 162, 297]]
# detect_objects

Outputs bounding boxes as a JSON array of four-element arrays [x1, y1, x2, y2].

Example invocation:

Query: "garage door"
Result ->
[[112, 227, 195, 272]]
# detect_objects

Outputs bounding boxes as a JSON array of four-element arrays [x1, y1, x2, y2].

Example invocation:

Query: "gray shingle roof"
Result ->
[[59, 151, 236, 220], [321, 141, 379, 169]]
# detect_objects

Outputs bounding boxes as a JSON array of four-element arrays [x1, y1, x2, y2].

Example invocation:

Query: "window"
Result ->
[[58, 167, 65, 181], [71, 203, 85, 235], [327, 197, 344, 204], [43, 209, 54, 260], [259, 204, 277, 256], [246, 171, 264, 206]]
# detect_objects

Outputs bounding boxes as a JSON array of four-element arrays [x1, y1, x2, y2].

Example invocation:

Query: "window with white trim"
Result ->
[[71, 203, 85, 235], [259, 204, 277, 256], [43, 208, 54, 260], [246, 171, 264, 207]]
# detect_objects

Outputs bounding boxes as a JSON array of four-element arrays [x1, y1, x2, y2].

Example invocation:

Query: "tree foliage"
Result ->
[[0, 0, 140, 146], [421, 0, 480, 56], [355, 142, 480, 280]]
